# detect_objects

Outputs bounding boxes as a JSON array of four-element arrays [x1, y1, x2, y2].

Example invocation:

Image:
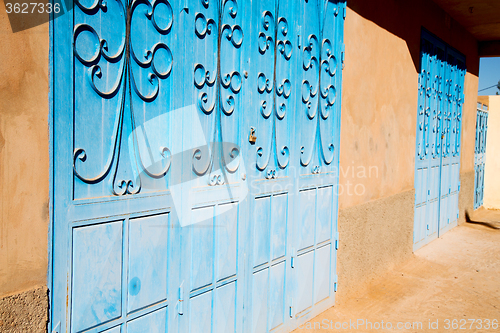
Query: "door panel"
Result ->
[[72, 222, 123, 332], [52, 1, 346, 332], [474, 107, 488, 209], [413, 30, 465, 250], [295, 250, 315, 315], [127, 214, 169, 313], [127, 308, 168, 333], [290, 0, 342, 324]]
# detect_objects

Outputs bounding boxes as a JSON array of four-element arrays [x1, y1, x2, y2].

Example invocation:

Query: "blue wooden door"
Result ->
[[474, 106, 488, 209], [290, 0, 343, 325], [52, 0, 182, 331], [244, 1, 296, 332], [51, 1, 345, 332], [438, 47, 465, 235], [414, 31, 465, 251], [243, 1, 344, 332], [176, 1, 247, 333]]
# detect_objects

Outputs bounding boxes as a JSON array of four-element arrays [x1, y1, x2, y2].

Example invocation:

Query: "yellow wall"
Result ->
[[339, 9, 417, 209], [462, 73, 479, 174], [339, 0, 480, 210], [0, 6, 49, 297], [483, 96, 500, 209]]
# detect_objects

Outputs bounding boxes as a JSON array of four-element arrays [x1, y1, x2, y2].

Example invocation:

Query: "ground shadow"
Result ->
[[465, 210, 500, 230]]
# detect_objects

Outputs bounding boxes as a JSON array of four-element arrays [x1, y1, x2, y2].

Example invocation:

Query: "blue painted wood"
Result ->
[[414, 30, 465, 251], [474, 106, 488, 209], [52, 1, 345, 332]]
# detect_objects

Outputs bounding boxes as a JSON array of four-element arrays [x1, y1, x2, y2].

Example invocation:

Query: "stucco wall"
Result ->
[[457, 73, 478, 223], [339, 7, 416, 210], [0, 286, 48, 332], [337, 0, 480, 297], [337, 190, 415, 304], [458, 171, 475, 225], [461, 73, 479, 174], [340, 0, 479, 211], [0, 3, 50, 300], [483, 96, 500, 209]]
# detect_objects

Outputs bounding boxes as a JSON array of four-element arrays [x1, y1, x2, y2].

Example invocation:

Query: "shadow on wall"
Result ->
[[347, 0, 480, 76]]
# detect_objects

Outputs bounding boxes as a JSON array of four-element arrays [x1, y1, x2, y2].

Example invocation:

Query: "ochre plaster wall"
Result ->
[[0, 4, 49, 298], [457, 73, 478, 224], [461, 73, 479, 174], [339, 8, 417, 210], [483, 96, 500, 209], [339, 0, 480, 211], [337, 0, 480, 299]]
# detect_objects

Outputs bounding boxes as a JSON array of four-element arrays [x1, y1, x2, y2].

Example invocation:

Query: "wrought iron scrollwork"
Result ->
[[192, 0, 244, 186], [73, 0, 173, 195], [255, 5, 292, 179], [300, 0, 339, 173]]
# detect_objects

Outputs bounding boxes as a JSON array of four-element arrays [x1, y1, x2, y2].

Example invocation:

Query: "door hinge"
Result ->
[[291, 248, 296, 268], [289, 298, 294, 318], [343, 5, 347, 19], [335, 232, 340, 250], [427, 224, 429, 230], [178, 282, 184, 315], [341, 44, 346, 65], [334, 275, 338, 292]]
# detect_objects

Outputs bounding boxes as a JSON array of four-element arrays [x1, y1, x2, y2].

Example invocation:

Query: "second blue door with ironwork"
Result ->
[[474, 105, 488, 209], [414, 30, 465, 251], [51, 1, 346, 332]]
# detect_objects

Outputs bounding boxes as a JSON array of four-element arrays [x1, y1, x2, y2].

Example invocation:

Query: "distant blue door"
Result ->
[[474, 106, 488, 209], [51, 1, 345, 332], [414, 30, 465, 251]]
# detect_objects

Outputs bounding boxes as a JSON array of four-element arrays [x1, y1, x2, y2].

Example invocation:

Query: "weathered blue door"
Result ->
[[474, 105, 488, 209], [414, 30, 465, 251], [51, 1, 345, 332]]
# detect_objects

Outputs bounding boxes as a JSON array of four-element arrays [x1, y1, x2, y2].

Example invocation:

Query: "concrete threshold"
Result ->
[[293, 209, 500, 333]]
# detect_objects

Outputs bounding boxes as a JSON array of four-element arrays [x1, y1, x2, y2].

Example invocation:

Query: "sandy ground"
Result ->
[[293, 208, 500, 333]]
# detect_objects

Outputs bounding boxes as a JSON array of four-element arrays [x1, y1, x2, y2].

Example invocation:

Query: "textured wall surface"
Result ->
[[483, 96, 500, 209], [0, 2, 49, 298], [340, 1, 479, 211], [461, 73, 480, 174], [339, 7, 417, 210], [459, 171, 475, 225], [0, 286, 48, 332], [337, 0, 480, 306], [336, 190, 415, 304]]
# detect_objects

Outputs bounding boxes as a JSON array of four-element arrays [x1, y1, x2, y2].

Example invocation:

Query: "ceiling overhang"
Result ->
[[431, 0, 500, 56]]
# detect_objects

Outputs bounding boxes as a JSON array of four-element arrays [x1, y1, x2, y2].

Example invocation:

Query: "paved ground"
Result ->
[[293, 208, 500, 333]]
